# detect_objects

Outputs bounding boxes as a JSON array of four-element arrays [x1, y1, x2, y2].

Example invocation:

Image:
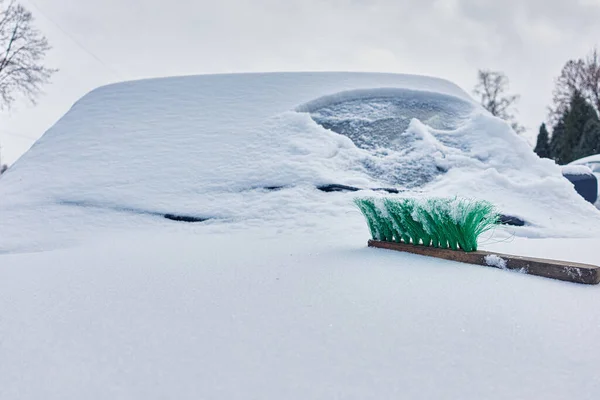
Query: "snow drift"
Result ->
[[0, 72, 599, 252]]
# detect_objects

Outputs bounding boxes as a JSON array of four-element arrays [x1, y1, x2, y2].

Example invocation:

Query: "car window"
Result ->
[[309, 90, 472, 151], [306, 89, 473, 187]]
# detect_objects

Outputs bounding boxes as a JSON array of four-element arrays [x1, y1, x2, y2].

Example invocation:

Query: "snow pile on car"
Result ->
[[0, 72, 599, 252]]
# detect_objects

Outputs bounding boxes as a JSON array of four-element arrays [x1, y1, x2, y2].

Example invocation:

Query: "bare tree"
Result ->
[[550, 48, 600, 125], [473, 70, 524, 134], [0, 0, 55, 108]]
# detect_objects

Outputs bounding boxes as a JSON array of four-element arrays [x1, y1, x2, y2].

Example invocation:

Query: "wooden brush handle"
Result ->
[[368, 240, 600, 285]]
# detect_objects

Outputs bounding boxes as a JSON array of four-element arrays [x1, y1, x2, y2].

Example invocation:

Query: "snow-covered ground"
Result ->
[[1, 72, 600, 399]]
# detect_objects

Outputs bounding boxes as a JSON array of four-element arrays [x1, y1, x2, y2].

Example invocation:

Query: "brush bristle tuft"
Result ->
[[354, 197, 499, 252]]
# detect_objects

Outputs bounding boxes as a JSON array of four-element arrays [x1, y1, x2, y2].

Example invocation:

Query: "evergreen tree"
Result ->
[[575, 119, 600, 159], [563, 91, 598, 163], [534, 123, 551, 158], [550, 117, 568, 164], [550, 91, 599, 164]]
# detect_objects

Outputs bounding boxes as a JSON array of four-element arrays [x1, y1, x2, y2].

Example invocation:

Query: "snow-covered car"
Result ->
[[567, 154, 600, 205], [569, 153, 600, 175], [2, 72, 600, 399], [561, 163, 598, 204]]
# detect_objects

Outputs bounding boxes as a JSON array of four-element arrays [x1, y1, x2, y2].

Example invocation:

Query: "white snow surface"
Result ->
[[2, 72, 600, 399], [3, 228, 600, 400], [569, 153, 600, 165], [561, 165, 593, 175], [484, 254, 508, 269]]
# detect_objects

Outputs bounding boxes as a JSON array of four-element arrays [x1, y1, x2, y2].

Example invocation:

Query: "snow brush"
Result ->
[[355, 197, 600, 285]]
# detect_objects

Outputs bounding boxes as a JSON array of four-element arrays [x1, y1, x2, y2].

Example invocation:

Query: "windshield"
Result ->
[[302, 88, 474, 187]]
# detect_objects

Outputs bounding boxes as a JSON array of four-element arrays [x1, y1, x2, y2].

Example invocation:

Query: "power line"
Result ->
[[24, 0, 123, 79]]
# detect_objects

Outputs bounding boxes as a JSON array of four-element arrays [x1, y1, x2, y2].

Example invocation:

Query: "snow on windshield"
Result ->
[[300, 88, 474, 187]]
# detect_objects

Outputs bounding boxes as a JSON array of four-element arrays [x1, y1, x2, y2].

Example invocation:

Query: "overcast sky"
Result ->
[[1, 0, 600, 164]]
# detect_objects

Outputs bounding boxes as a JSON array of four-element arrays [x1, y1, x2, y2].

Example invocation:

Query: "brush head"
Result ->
[[355, 196, 499, 252]]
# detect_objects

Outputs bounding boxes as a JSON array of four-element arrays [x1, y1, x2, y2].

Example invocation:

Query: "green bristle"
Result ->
[[411, 198, 436, 248], [370, 199, 395, 242], [454, 198, 499, 252], [354, 198, 379, 239], [409, 198, 446, 249], [384, 198, 431, 246], [382, 199, 411, 244], [354, 198, 394, 242], [425, 198, 462, 251], [355, 196, 499, 252]]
